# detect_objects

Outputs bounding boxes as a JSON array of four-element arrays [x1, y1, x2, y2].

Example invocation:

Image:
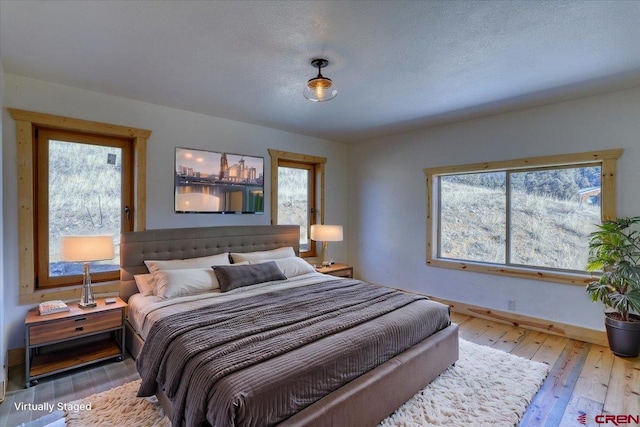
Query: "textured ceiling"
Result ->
[[1, 1, 640, 143]]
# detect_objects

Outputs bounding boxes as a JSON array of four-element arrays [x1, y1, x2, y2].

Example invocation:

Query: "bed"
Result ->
[[120, 225, 458, 427]]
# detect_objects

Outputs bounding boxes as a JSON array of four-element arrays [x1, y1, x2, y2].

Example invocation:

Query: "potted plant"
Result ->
[[586, 216, 640, 357]]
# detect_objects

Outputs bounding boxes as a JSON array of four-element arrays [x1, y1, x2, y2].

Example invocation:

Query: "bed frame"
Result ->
[[120, 225, 458, 427]]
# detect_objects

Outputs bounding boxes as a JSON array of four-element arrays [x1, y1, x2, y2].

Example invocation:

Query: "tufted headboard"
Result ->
[[119, 225, 300, 302]]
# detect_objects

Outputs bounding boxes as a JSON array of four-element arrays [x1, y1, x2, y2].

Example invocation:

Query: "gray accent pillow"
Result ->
[[214, 261, 287, 292]]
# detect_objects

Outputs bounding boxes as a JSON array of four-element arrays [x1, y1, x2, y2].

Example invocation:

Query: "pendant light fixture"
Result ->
[[304, 58, 338, 102]]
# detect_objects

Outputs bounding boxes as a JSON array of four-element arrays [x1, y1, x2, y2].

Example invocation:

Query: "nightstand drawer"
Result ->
[[29, 310, 122, 345], [329, 269, 352, 278]]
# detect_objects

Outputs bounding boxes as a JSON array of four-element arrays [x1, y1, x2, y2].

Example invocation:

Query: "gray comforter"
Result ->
[[136, 279, 451, 427]]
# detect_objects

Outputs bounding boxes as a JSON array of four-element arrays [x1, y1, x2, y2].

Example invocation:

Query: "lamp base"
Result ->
[[79, 262, 96, 309], [78, 301, 97, 309], [321, 241, 332, 267]]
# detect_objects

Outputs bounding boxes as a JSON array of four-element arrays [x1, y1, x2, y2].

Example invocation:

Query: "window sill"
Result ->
[[19, 281, 121, 305], [427, 258, 595, 286]]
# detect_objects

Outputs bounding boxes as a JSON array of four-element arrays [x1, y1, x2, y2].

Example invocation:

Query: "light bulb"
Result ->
[[304, 77, 337, 102]]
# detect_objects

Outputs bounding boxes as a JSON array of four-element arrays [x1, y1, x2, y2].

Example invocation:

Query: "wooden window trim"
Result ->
[[9, 108, 151, 304], [268, 149, 326, 258], [423, 149, 623, 286]]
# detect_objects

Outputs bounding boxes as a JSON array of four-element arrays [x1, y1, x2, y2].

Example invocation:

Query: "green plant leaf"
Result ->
[[585, 216, 640, 317]]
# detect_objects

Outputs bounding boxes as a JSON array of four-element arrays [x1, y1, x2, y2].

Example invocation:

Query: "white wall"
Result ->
[[348, 87, 640, 331], [2, 73, 349, 350]]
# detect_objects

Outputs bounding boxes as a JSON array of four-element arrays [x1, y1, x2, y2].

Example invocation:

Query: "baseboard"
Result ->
[[8, 347, 24, 368], [432, 297, 608, 347]]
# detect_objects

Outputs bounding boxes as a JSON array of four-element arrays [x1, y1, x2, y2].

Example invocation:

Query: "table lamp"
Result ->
[[61, 235, 115, 308], [310, 224, 343, 267]]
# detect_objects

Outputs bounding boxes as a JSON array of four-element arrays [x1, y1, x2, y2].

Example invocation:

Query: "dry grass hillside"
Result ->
[[440, 182, 600, 271], [49, 140, 121, 275]]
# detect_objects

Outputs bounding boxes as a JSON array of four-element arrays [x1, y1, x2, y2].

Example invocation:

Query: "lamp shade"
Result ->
[[61, 235, 115, 262], [303, 77, 338, 102], [303, 58, 338, 102], [310, 225, 343, 242]]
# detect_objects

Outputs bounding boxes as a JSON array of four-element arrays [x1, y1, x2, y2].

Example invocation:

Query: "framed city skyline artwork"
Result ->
[[174, 147, 264, 214]]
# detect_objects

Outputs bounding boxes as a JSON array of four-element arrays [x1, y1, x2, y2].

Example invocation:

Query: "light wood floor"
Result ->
[[453, 312, 640, 427], [1, 314, 639, 427]]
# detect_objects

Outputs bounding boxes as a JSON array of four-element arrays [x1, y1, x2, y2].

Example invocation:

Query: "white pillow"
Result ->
[[134, 273, 156, 296], [230, 247, 296, 263], [144, 252, 230, 273], [153, 268, 221, 299], [250, 257, 316, 278]]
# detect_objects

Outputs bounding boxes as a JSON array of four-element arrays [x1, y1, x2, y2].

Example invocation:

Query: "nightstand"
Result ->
[[316, 263, 353, 278], [24, 297, 126, 387]]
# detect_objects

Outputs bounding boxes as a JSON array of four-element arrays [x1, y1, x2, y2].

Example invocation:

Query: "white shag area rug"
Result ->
[[63, 339, 549, 427]]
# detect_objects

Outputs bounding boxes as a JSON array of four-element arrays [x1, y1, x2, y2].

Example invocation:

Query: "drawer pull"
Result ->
[[75, 326, 84, 331], [75, 317, 87, 322]]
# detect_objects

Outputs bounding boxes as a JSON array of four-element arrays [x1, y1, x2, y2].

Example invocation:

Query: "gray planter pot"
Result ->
[[605, 313, 640, 358]]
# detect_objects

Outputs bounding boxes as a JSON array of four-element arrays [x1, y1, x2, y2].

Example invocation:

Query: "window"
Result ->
[[268, 149, 326, 257], [9, 108, 151, 304], [424, 149, 622, 285], [36, 129, 133, 288]]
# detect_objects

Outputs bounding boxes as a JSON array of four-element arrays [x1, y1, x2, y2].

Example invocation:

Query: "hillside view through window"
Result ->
[[48, 140, 122, 277], [439, 165, 602, 272], [277, 165, 313, 252]]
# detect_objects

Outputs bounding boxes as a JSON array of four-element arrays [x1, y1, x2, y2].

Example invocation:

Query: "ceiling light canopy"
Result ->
[[304, 58, 338, 102]]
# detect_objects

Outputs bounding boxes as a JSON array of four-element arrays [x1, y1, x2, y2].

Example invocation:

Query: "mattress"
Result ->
[[132, 274, 451, 427]]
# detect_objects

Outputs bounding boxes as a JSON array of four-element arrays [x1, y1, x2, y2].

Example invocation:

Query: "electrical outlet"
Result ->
[[508, 300, 516, 311]]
